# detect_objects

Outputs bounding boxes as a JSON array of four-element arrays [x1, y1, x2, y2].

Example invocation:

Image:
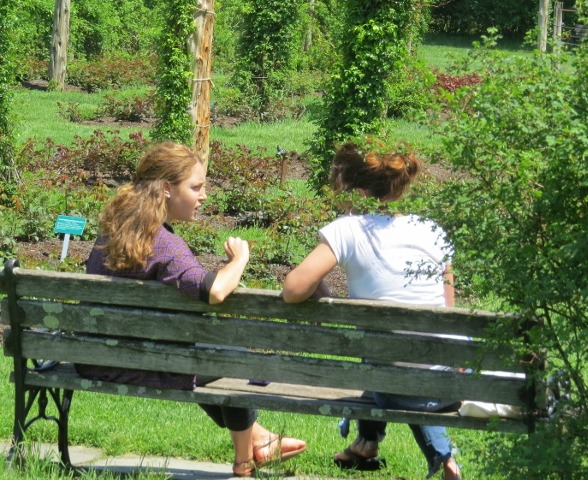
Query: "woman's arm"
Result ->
[[283, 239, 338, 303], [209, 237, 250, 305], [443, 264, 455, 308]]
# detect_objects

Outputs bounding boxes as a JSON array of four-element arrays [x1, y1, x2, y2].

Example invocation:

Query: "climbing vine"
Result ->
[[232, 0, 302, 119], [310, 0, 430, 188], [0, 0, 16, 192], [152, 0, 194, 144]]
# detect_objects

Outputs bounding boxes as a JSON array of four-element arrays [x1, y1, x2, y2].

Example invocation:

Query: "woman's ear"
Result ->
[[163, 181, 171, 199]]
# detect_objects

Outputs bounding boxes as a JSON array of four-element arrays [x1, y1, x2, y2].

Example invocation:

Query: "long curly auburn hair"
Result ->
[[99, 142, 202, 270]]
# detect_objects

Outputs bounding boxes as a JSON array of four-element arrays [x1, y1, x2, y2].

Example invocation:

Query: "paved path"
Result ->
[[0, 441, 313, 479]]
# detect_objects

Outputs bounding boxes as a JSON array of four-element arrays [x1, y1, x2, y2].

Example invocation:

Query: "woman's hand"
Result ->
[[224, 236, 249, 265], [209, 237, 250, 305]]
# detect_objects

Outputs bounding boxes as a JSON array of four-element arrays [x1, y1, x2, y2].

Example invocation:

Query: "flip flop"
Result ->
[[334, 447, 386, 471], [254, 435, 307, 468]]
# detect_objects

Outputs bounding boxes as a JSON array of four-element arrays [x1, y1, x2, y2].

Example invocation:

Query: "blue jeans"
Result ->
[[357, 391, 459, 478]]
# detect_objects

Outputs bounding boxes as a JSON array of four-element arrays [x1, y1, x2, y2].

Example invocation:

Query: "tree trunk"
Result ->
[[49, 0, 70, 91], [188, 0, 215, 171]]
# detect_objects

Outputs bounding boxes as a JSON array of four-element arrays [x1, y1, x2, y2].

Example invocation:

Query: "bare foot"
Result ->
[[443, 457, 462, 480], [253, 434, 306, 467]]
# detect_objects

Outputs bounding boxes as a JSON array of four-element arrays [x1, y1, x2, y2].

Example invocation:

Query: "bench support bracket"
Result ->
[[8, 381, 74, 467]]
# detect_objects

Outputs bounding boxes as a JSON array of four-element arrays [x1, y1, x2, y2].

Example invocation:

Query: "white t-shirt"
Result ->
[[320, 214, 452, 307]]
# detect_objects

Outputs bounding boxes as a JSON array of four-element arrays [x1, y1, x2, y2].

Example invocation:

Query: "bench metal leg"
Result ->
[[54, 388, 74, 466], [8, 363, 36, 467], [8, 385, 75, 468]]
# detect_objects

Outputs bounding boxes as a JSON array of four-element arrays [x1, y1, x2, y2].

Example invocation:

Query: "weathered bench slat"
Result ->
[[21, 331, 529, 407], [12, 268, 518, 337], [18, 365, 529, 434], [17, 300, 523, 372]]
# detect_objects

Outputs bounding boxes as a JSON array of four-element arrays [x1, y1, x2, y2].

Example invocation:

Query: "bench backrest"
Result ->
[[1, 262, 540, 410]]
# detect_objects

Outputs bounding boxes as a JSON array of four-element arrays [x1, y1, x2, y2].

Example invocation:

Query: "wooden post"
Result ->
[[49, 0, 70, 91], [553, 2, 563, 42], [538, 0, 550, 52], [188, 0, 215, 172], [304, 0, 315, 52]]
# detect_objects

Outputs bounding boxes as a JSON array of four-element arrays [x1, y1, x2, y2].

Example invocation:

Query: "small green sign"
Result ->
[[54, 215, 87, 236]]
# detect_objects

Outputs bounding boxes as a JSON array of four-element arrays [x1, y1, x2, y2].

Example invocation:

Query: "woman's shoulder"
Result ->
[[322, 214, 367, 232], [397, 214, 443, 230], [154, 224, 191, 250]]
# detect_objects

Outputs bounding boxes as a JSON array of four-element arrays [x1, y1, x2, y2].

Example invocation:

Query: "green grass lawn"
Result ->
[[13, 87, 150, 147], [421, 33, 531, 70]]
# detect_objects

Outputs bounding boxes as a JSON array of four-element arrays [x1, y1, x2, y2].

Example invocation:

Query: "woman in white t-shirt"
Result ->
[[283, 140, 461, 480]]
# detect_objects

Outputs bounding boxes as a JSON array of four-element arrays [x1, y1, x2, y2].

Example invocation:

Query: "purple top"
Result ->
[[86, 224, 216, 302]]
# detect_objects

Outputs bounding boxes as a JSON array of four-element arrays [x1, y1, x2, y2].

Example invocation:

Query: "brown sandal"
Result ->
[[334, 446, 386, 471], [233, 459, 256, 477]]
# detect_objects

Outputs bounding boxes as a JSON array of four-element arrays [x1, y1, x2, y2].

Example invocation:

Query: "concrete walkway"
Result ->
[[0, 441, 312, 479]]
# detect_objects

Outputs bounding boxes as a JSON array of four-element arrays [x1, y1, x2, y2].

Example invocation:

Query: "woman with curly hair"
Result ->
[[77, 142, 306, 477]]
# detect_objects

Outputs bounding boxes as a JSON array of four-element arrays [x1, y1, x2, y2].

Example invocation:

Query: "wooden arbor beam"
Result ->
[[188, 0, 215, 171]]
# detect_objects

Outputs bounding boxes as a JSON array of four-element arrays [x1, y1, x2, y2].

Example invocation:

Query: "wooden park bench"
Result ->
[[1, 258, 550, 467]]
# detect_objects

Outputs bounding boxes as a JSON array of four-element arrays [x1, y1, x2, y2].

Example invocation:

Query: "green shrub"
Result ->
[[97, 92, 156, 122], [385, 57, 437, 118], [13, 0, 159, 70], [428, 30, 588, 478], [16, 58, 48, 82], [18, 130, 149, 187], [204, 141, 336, 267], [206, 141, 281, 215], [68, 54, 157, 92], [431, 0, 538, 36], [70, 0, 159, 59]]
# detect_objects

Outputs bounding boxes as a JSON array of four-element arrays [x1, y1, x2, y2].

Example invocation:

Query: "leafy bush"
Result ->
[[430, 0, 538, 36], [206, 141, 281, 215], [15, 58, 48, 82], [97, 92, 156, 122], [0, 0, 17, 200], [204, 141, 335, 266], [68, 54, 157, 92], [70, 0, 160, 59], [12, 0, 159, 70], [0, 216, 18, 263], [428, 30, 588, 479], [57, 102, 86, 123], [3, 130, 149, 247], [12, 0, 53, 64], [18, 130, 149, 187], [386, 57, 437, 118]]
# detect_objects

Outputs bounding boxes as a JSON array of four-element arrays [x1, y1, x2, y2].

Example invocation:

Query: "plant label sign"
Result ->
[[54, 215, 87, 235], [54, 215, 87, 261]]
